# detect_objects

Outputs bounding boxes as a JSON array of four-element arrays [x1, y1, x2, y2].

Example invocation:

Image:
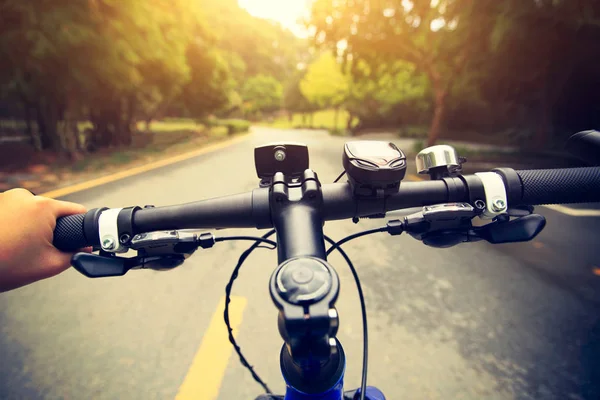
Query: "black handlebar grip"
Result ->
[[53, 213, 88, 252], [516, 167, 600, 205]]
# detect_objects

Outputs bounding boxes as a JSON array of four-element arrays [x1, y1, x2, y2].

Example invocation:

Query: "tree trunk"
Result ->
[[36, 99, 62, 151], [309, 113, 314, 128], [36, 103, 50, 150], [23, 105, 38, 149], [334, 107, 339, 130], [118, 94, 135, 146], [427, 87, 448, 147], [60, 93, 84, 160]]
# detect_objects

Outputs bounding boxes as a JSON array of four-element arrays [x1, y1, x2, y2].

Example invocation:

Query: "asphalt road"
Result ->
[[1, 127, 599, 400]]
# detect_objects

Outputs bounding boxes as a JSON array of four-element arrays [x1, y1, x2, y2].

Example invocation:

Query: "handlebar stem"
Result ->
[[271, 170, 326, 263]]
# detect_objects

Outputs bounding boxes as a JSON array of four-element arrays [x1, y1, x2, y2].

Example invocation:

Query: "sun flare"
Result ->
[[238, 0, 310, 37]]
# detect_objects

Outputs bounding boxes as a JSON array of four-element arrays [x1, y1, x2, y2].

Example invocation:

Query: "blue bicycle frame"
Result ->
[[283, 359, 386, 400]]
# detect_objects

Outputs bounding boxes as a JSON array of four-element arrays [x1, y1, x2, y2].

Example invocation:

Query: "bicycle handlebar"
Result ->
[[516, 167, 600, 205], [53, 167, 600, 252]]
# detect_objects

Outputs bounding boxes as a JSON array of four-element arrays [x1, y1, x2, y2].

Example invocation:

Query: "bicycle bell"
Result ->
[[416, 145, 463, 179]]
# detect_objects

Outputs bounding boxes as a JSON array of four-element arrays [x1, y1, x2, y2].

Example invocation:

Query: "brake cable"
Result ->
[[324, 234, 368, 400], [333, 171, 346, 183], [325, 227, 387, 257], [216, 236, 278, 246], [223, 229, 277, 394], [223, 227, 385, 399]]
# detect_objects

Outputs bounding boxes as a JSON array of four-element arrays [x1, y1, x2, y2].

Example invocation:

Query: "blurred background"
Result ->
[[1, 1, 600, 399], [1, 0, 599, 190]]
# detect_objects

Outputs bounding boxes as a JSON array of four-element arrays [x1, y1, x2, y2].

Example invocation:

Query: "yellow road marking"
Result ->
[[40, 134, 249, 199], [175, 296, 247, 400]]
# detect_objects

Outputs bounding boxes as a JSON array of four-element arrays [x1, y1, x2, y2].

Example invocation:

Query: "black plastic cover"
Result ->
[[254, 142, 309, 179], [343, 141, 406, 196]]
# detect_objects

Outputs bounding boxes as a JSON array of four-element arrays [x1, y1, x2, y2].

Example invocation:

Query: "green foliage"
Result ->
[[206, 118, 251, 135], [241, 75, 283, 118], [328, 128, 349, 136], [300, 53, 349, 109], [412, 140, 425, 154], [265, 109, 356, 130], [399, 125, 429, 140], [346, 60, 430, 128], [221, 119, 251, 135], [283, 70, 318, 114], [309, 0, 494, 143], [139, 119, 202, 133], [175, 41, 232, 119], [198, 0, 307, 83], [0, 0, 306, 154], [0, 0, 207, 150]]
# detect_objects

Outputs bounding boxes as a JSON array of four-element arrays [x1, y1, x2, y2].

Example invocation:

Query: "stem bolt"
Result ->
[[274, 149, 286, 162], [102, 236, 116, 250], [492, 198, 506, 212]]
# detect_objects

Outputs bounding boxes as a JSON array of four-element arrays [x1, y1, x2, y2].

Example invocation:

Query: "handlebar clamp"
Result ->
[[269, 256, 340, 365]]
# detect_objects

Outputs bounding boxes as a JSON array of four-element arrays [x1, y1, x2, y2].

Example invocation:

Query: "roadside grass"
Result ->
[[0, 118, 248, 193], [205, 118, 251, 135], [398, 125, 429, 140], [137, 120, 203, 133], [263, 109, 357, 131], [69, 120, 232, 173]]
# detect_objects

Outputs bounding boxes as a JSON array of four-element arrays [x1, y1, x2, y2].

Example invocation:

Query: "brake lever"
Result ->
[[472, 214, 546, 244], [386, 203, 545, 248], [72, 252, 137, 278], [71, 230, 211, 278], [506, 205, 535, 217], [71, 252, 187, 278]]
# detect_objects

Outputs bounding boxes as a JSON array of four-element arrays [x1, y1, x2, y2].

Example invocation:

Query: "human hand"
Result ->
[[0, 189, 88, 292]]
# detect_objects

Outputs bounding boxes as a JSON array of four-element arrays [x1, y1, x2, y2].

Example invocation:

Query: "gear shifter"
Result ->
[[70, 230, 207, 277]]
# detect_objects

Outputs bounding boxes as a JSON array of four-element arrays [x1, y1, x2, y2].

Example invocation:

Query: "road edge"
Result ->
[[40, 133, 250, 199]]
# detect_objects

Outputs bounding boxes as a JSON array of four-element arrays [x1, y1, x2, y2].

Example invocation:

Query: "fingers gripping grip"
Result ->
[[53, 214, 87, 251], [53, 208, 105, 252], [517, 167, 600, 205]]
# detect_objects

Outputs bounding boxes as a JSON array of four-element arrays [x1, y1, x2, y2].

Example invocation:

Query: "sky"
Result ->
[[237, 0, 311, 37]]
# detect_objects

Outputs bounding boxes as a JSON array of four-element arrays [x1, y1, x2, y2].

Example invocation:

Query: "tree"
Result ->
[[241, 75, 283, 118], [481, 0, 600, 147], [83, 0, 200, 148], [283, 70, 319, 126], [0, 0, 309, 156], [199, 0, 307, 83], [310, 0, 493, 145], [0, 0, 207, 151], [175, 41, 231, 120], [345, 59, 429, 131], [300, 53, 349, 129]]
